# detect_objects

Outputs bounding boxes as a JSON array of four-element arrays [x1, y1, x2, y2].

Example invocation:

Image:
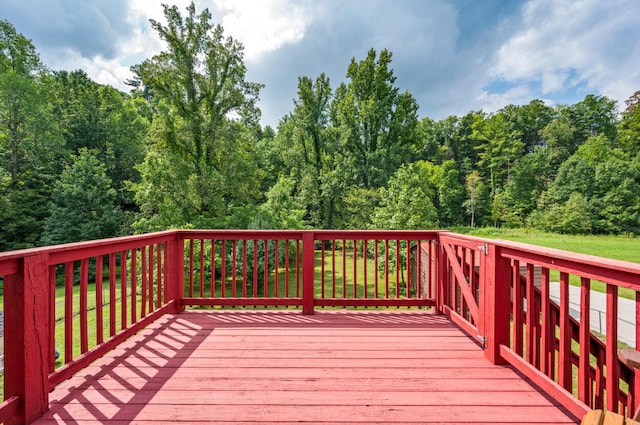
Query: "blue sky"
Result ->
[[1, 0, 639, 128]]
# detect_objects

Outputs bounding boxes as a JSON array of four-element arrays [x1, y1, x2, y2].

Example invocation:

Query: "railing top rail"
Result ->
[[0, 230, 178, 268], [177, 229, 443, 240]]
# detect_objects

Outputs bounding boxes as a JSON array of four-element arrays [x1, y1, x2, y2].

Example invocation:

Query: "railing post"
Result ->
[[302, 232, 315, 315], [4, 254, 50, 424], [166, 233, 185, 313], [481, 242, 511, 365]]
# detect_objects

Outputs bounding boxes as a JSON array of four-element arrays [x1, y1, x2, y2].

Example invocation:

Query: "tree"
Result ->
[[371, 161, 439, 230], [494, 149, 550, 227], [565, 94, 618, 143], [463, 170, 486, 228], [472, 112, 525, 199], [52, 70, 149, 210], [0, 20, 64, 249], [131, 2, 264, 230], [42, 149, 123, 244], [500, 100, 555, 153], [618, 90, 640, 155], [332, 48, 419, 188], [540, 117, 578, 172]]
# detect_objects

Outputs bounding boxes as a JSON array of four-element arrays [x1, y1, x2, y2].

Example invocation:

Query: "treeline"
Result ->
[[1, 3, 640, 252]]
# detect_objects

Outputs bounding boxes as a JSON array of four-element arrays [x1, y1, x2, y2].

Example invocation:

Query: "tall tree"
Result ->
[[332, 48, 419, 189], [131, 2, 264, 230], [0, 20, 63, 249], [472, 112, 525, 199]]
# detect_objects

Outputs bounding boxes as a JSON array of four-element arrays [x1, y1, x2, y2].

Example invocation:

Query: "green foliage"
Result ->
[[332, 48, 419, 189], [42, 149, 123, 244], [131, 2, 264, 231], [1, 13, 640, 247], [371, 161, 439, 230]]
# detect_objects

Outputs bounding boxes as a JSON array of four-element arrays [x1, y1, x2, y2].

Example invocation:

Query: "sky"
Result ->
[[1, 0, 639, 128]]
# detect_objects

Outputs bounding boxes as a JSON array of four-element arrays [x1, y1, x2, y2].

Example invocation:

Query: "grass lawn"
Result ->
[[458, 228, 640, 300]]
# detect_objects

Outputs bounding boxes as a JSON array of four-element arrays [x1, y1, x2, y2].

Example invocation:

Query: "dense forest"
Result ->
[[1, 3, 640, 252]]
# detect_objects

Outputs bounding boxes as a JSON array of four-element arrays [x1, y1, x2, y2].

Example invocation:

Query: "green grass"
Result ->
[[458, 228, 640, 300]]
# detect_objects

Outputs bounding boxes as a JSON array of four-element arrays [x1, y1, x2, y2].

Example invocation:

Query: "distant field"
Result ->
[[456, 227, 640, 299], [459, 228, 640, 264]]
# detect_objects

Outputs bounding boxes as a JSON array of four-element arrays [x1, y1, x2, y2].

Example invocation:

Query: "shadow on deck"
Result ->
[[34, 311, 579, 424]]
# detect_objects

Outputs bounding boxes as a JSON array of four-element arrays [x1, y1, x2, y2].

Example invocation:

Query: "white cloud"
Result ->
[[213, 0, 310, 62], [476, 85, 539, 114], [492, 0, 640, 105]]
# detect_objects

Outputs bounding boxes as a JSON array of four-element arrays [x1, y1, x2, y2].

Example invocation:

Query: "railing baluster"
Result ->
[[405, 240, 410, 299], [64, 262, 73, 363], [342, 239, 347, 299], [189, 239, 194, 298], [385, 240, 390, 298], [296, 239, 300, 298], [540, 266, 551, 376], [263, 240, 268, 297], [109, 253, 116, 336], [353, 239, 357, 299], [512, 259, 523, 357], [363, 239, 368, 299], [606, 282, 619, 411], [210, 240, 216, 298], [285, 240, 290, 297], [274, 240, 278, 298], [232, 240, 237, 298], [253, 240, 258, 298], [374, 240, 379, 298], [395, 240, 400, 299], [199, 240, 205, 298], [157, 244, 163, 307], [417, 239, 422, 299], [332, 240, 336, 298], [242, 240, 248, 298], [80, 258, 88, 354], [221, 240, 227, 298], [131, 250, 137, 324], [578, 277, 591, 405], [140, 247, 147, 319], [525, 259, 535, 365], [49, 265, 56, 372], [120, 250, 127, 330], [163, 243, 168, 304], [321, 241, 325, 299], [558, 272, 571, 391], [148, 247, 153, 314]]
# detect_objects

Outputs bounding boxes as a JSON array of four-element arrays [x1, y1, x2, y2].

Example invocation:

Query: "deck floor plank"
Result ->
[[34, 310, 579, 424]]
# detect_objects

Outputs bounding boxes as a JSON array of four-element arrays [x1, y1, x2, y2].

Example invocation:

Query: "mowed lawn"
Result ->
[[463, 228, 640, 299]]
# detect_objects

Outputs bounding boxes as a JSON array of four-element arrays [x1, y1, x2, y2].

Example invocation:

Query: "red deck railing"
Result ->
[[0, 230, 638, 424]]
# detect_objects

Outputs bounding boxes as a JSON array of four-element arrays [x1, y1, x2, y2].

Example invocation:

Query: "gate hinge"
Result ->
[[478, 335, 487, 348], [477, 243, 489, 256]]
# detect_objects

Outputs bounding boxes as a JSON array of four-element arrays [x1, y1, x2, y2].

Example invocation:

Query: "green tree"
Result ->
[[495, 149, 550, 227], [472, 112, 525, 199], [332, 48, 419, 188], [131, 2, 264, 230], [0, 20, 64, 249], [500, 100, 555, 153], [371, 161, 439, 230], [618, 90, 640, 155], [42, 149, 123, 244], [52, 70, 149, 210], [566, 94, 618, 143]]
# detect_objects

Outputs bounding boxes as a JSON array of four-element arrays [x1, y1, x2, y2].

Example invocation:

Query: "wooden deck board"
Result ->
[[34, 310, 579, 424]]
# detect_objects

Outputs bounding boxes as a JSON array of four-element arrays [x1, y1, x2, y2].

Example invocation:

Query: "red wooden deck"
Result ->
[[33, 310, 578, 424]]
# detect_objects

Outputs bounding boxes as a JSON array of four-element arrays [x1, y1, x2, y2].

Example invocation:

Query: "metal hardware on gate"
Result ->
[[478, 335, 487, 348], [477, 243, 488, 255]]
